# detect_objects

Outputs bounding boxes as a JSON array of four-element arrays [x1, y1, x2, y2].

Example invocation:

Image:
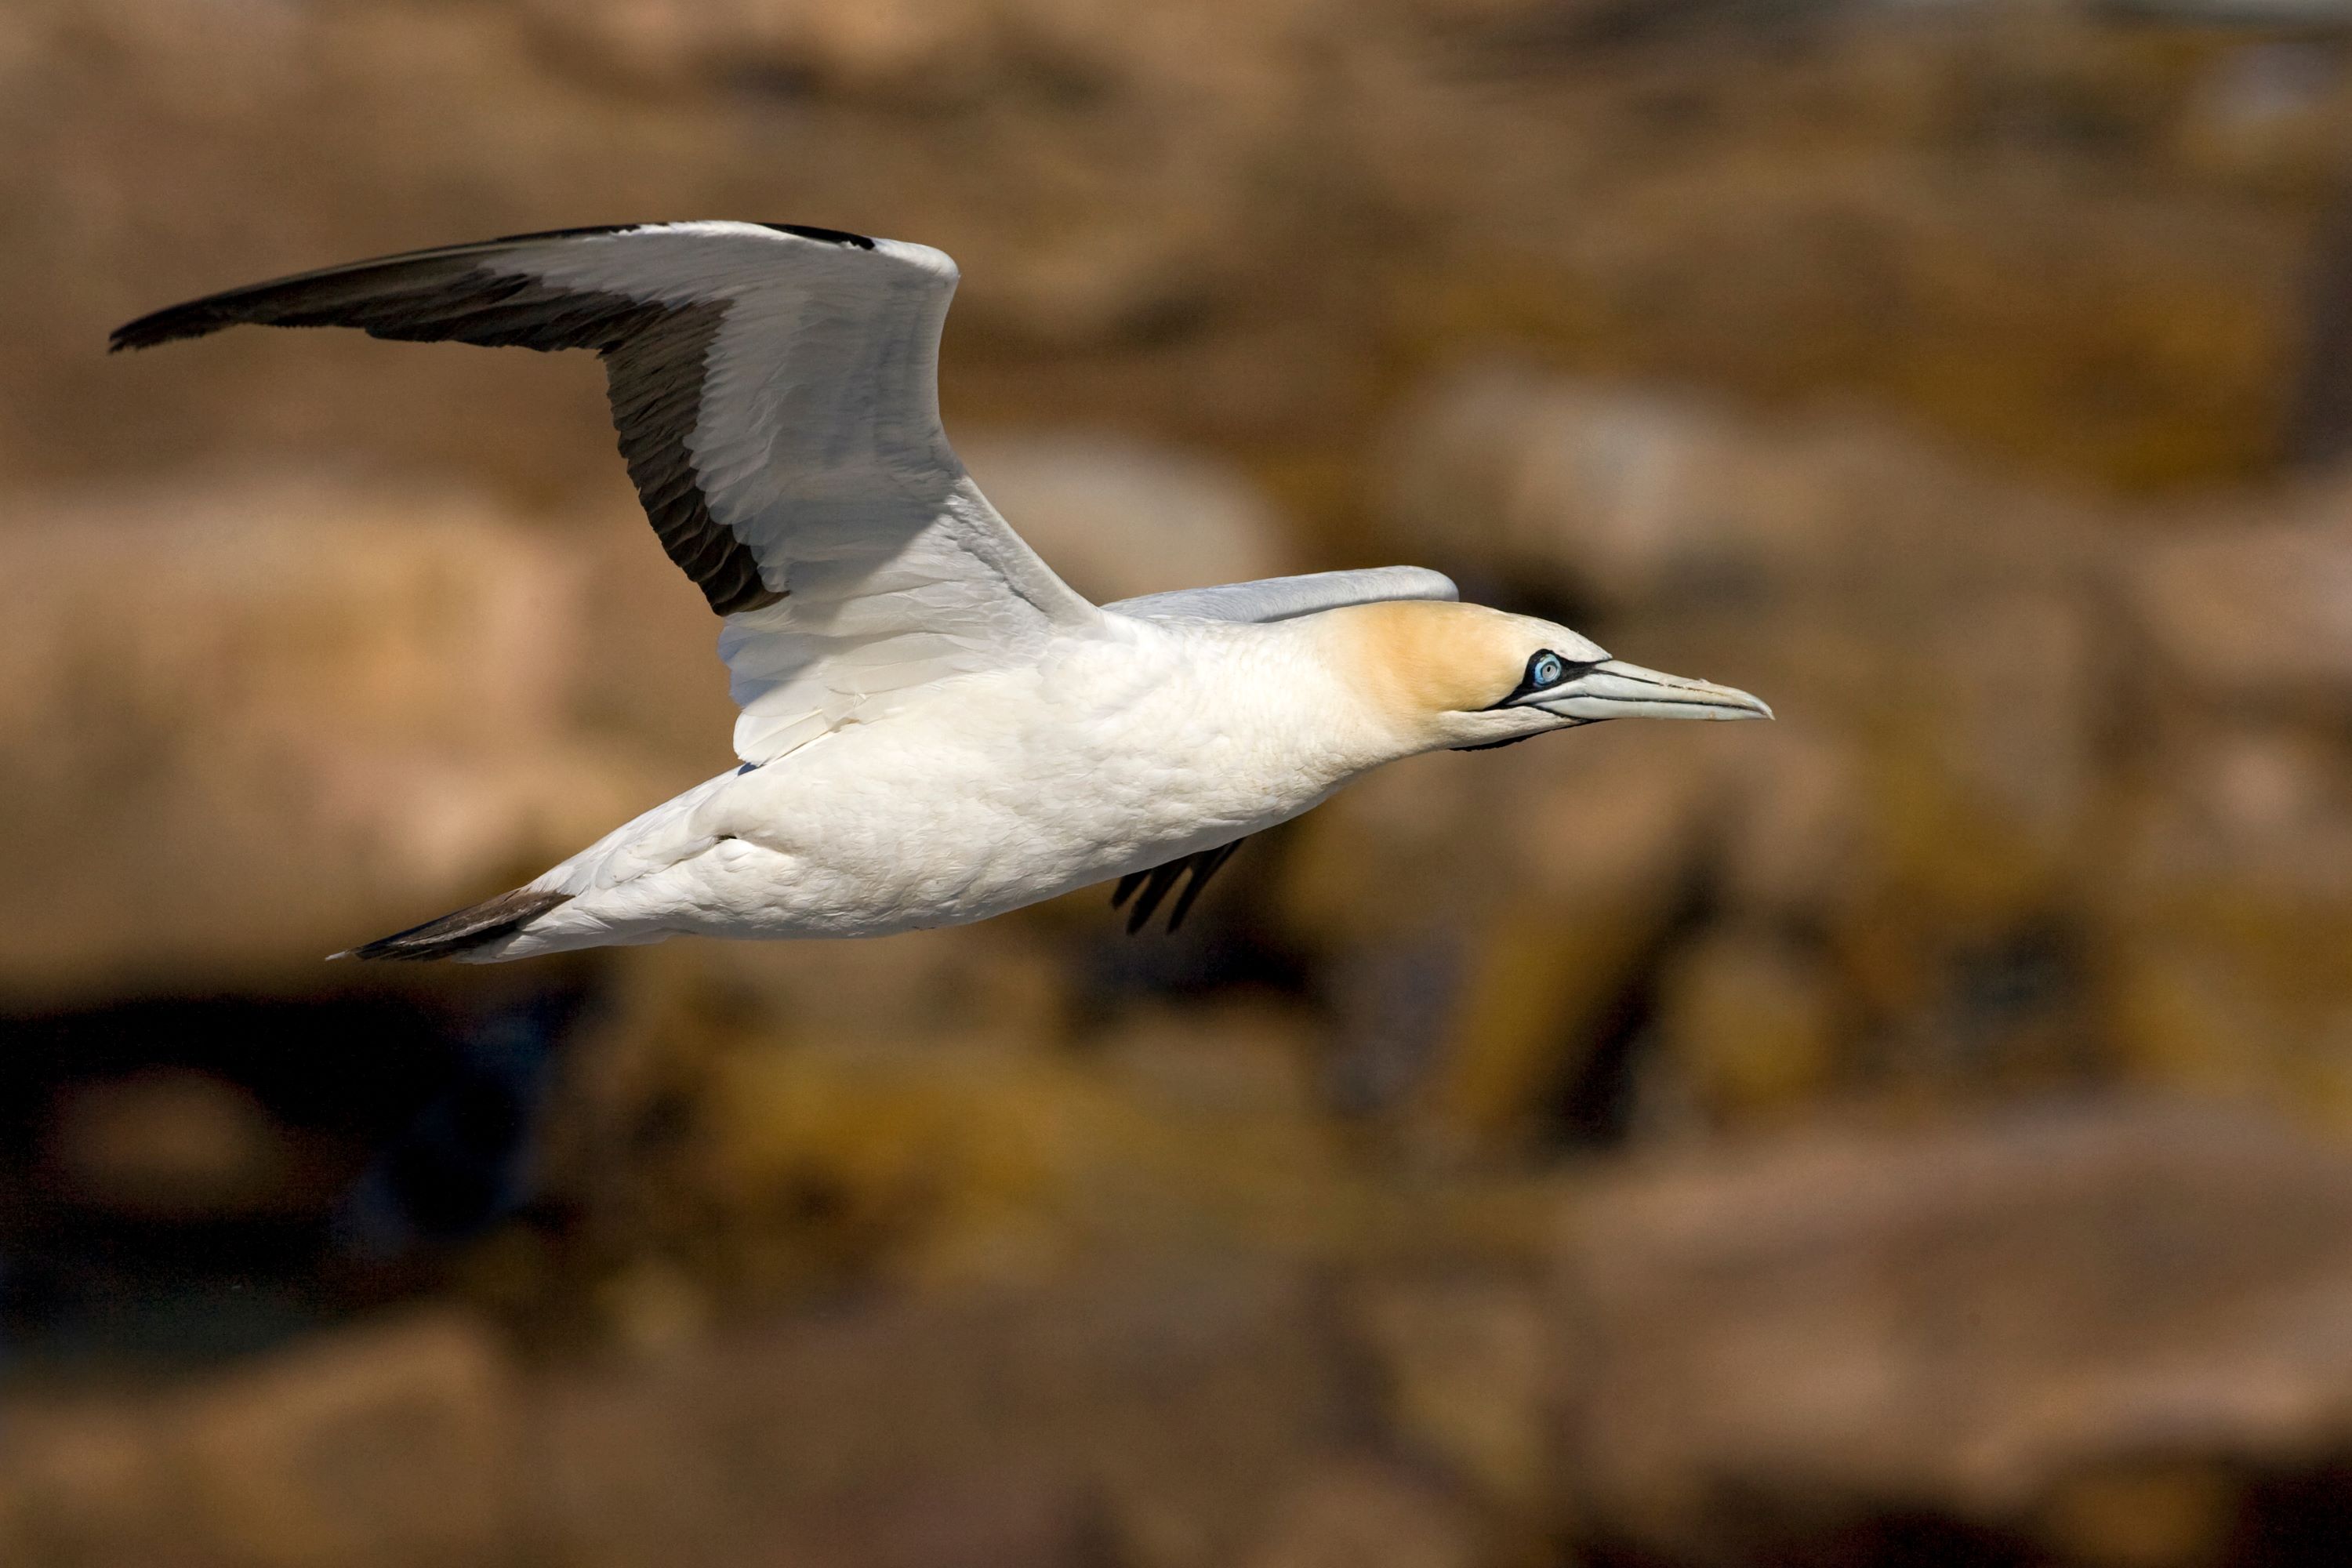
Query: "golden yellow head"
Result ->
[[1316, 598, 1770, 753]]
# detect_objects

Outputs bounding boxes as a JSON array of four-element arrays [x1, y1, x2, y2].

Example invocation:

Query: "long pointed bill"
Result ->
[[1534, 659, 1773, 723]]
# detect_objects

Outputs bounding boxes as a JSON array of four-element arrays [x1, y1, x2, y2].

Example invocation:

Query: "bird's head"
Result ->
[[1322, 600, 1772, 754]]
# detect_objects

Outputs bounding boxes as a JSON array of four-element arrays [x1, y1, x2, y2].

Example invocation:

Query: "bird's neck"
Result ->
[[1199, 613, 1457, 778]]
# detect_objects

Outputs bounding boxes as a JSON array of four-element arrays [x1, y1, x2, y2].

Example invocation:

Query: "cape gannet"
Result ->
[[111, 222, 1769, 961]]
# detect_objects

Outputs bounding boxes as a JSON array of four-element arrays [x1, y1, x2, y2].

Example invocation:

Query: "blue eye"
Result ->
[[1530, 652, 1566, 687]]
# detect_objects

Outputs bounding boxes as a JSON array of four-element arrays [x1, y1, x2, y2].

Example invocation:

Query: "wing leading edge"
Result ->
[[1106, 565, 1458, 624]]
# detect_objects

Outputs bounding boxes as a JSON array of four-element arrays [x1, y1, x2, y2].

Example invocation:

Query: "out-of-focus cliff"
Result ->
[[8, 2, 2352, 1566]]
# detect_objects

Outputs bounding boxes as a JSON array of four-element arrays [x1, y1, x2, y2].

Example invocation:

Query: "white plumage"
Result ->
[[112, 221, 1769, 961]]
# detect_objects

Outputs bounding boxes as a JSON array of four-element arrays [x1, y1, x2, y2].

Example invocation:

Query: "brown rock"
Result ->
[[0, 1310, 523, 1568], [1284, 723, 1724, 1145], [534, 921, 1086, 1299], [1349, 1273, 1551, 1510], [2123, 485, 2352, 711], [1279, 750, 1494, 951], [532, 1265, 1342, 1568], [1650, 928, 1842, 1127], [2031, 1457, 2244, 1568], [682, 1038, 1080, 1290], [177, 1312, 523, 1568], [1711, 722, 1873, 926], [1381, 369, 2116, 1081], [43, 1067, 299, 1218], [1242, 1459, 1480, 1568], [1553, 1102, 2352, 1564], [0, 479, 654, 988], [1383, 365, 1791, 611], [517, 0, 998, 100], [0, 1405, 190, 1567], [1416, 729, 1725, 1154], [960, 430, 1296, 604], [535, 933, 1375, 1312], [779, 1465, 1108, 1568], [2100, 721, 2352, 1102], [13, 0, 2321, 499], [1381, 361, 2099, 617]]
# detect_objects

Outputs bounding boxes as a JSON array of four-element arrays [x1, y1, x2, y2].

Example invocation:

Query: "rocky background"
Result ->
[[8, 1, 2352, 1564]]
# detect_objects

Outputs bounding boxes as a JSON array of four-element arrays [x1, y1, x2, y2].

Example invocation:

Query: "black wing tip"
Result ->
[[110, 304, 229, 353], [343, 887, 572, 963], [108, 219, 879, 354]]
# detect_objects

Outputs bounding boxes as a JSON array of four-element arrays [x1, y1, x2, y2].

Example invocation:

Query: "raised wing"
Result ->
[[1106, 566, 1457, 624], [111, 221, 1101, 762]]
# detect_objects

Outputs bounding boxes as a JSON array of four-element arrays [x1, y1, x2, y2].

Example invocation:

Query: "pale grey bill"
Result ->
[[1533, 659, 1773, 723]]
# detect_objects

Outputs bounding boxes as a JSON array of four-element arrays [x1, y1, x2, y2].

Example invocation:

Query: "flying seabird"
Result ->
[[111, 222, 1770, 961]]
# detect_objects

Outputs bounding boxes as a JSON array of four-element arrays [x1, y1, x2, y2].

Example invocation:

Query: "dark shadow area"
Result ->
[[1542, 869, 1717, 1150], [0, 982, 591, 1380]]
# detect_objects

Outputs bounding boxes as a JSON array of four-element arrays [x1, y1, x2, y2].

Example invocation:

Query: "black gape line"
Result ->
[[1112, 840, 1247, 935], [1454, 647, 1599, 750]]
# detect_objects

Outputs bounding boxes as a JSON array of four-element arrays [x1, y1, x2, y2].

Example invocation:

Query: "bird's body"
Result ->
[[518, 614, 1348, 954], [113, 222, 1769, 961]]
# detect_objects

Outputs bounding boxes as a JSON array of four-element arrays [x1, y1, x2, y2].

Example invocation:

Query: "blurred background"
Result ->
[[7, 1, 2352, 1564]]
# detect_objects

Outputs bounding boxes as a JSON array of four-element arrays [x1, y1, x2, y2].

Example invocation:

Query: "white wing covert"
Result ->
[[111, 221, 1100, 763], [1106, 566, 1458, 624]]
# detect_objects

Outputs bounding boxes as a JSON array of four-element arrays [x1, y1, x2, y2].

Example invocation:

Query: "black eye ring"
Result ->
[[1486, 648, 1592, 710]]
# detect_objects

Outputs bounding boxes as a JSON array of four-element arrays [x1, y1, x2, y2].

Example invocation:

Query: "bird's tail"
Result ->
[[333, 887, 573, 962]]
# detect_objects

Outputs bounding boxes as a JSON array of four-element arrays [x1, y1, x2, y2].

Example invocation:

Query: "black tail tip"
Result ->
[[340, 887, 572, 963]]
